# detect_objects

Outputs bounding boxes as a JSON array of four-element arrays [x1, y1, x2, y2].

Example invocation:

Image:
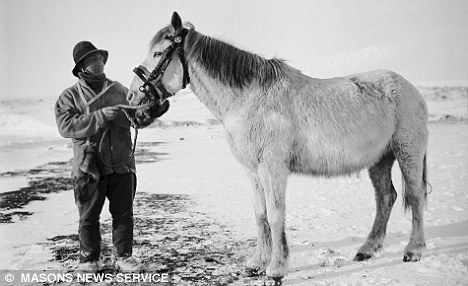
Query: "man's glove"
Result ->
[[102, 106, 120, 121], [148, 100, 170, 119]]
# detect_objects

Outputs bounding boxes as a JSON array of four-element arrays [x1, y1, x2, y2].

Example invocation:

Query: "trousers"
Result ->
[[74, 172, 136, 262]]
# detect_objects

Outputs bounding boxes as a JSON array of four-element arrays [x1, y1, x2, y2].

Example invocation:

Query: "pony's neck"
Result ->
[[187, 63, 244, 121], [183, 30, 287, 122]]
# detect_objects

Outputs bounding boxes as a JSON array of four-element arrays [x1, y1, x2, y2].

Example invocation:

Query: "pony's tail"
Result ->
[[401, 153, 430, 212]]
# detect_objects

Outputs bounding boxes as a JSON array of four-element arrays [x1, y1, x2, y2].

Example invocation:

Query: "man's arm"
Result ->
[[54, 92, 108, 138]]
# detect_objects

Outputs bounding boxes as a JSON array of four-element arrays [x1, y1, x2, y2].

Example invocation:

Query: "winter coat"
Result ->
[[54, 78, 136, 178]]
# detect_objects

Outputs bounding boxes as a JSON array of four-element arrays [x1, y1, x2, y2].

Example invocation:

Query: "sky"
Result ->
[[1, 0, 467, 100]]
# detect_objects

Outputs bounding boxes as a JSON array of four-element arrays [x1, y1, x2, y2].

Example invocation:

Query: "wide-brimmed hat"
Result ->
[[72, 41, 108, 77]]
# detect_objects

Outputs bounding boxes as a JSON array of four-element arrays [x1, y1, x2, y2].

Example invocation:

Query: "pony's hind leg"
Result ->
[[398, 152, 428, 262], [355, 152, 397, 261], [392, 79, 428, 262], [245, 169, 272, 275]]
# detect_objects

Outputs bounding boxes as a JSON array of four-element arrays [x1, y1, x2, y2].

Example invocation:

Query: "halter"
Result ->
[[133, 28, 190, 105]]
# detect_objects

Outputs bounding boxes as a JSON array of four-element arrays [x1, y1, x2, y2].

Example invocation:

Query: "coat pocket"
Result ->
[[74, 145, 100, 204]]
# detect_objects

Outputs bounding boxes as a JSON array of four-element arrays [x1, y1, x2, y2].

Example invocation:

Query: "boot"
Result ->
[[114, 256, 144, 272], [76, 259, 103, 273]]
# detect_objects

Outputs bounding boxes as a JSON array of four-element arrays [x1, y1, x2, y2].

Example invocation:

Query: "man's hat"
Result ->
[[72, 41, 108, 77]]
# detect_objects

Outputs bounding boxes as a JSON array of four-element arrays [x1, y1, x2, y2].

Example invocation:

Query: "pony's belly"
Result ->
[[291, 135, 390, 176], [291, 148, 382, 176]]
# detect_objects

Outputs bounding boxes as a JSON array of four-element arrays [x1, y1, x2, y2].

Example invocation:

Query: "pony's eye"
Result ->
[[153, 51, 163, 57]]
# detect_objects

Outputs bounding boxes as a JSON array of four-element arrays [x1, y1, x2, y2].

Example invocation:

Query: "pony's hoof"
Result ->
[[245, 254, 269, 275], [266, 264, 286, 284], [266, 275, 284, 286], [403, 251, 421, 262], [244, 267, 265, 277], [353, 252, 372, 261]]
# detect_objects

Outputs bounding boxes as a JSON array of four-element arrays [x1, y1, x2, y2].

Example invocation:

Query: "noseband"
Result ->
[[133, 28, 190, 105]]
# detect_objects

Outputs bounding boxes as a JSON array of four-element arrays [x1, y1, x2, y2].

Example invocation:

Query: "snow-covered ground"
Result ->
[[0, 86, 467, 285]]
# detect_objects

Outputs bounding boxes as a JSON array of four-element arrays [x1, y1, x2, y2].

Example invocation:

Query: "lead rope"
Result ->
[[98, 104, 146, 168], [98, 126, 138, 168]]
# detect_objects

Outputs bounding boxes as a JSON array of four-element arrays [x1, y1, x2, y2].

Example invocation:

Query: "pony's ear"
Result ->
[[171, 12, 182, 32]]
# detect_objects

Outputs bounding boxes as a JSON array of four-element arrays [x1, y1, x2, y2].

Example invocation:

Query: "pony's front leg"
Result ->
[[245, 169, 272, 275], [257, 161, 289, 280]]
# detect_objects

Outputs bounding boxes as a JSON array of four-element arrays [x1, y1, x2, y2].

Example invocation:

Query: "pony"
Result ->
[[127, 12, 429, 281]]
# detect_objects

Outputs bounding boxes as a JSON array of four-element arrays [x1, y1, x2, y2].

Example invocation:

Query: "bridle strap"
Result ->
[[175, 28, 190, 88], [133, 28, 190, 105], [133, 65, 150, 83], [133, 65, 173, 103]]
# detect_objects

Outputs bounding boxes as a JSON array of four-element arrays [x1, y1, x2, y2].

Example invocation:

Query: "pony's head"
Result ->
[[127, 12, 191, 127]]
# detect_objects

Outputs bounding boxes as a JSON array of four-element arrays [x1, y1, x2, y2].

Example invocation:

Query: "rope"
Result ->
[[96, 102, 154, 168], [114, 103, 153, 110], [98, 126, 139, 168]]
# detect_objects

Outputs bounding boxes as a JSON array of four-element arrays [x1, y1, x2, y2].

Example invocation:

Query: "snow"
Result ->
[[0, 86, 467, 285], [0, 98, 70, 174], [0, 141, 71, 175], [0, 98, 65, 146], [0, 190, 80, 270]]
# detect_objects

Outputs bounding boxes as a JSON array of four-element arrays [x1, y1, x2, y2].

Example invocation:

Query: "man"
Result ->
[[55, 41, 141, 272]]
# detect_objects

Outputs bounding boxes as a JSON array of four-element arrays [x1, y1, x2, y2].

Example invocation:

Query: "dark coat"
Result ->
[[55, 78, 136, 178]]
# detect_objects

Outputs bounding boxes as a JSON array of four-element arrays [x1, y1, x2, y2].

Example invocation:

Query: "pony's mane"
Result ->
[[185, 30, 286, 89], [149, 27, 286, 89]]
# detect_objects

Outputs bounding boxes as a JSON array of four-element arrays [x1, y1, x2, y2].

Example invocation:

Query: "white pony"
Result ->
[[128, 12, 429, 282]]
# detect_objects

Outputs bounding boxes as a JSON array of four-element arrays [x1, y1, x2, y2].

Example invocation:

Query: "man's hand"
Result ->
[[101, 106, 120, 121]]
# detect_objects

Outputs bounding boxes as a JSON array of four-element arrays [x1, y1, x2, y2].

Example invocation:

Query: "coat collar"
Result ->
[[78, 78, 116, 105]]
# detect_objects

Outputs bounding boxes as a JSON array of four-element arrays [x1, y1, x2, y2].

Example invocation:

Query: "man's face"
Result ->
[[81, 52, 105, 75]]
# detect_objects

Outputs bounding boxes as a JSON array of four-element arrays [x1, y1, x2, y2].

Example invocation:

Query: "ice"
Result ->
[[0, 113, 60, 146], [0, 176, 28, 194], [0, 98, 62, 146]]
